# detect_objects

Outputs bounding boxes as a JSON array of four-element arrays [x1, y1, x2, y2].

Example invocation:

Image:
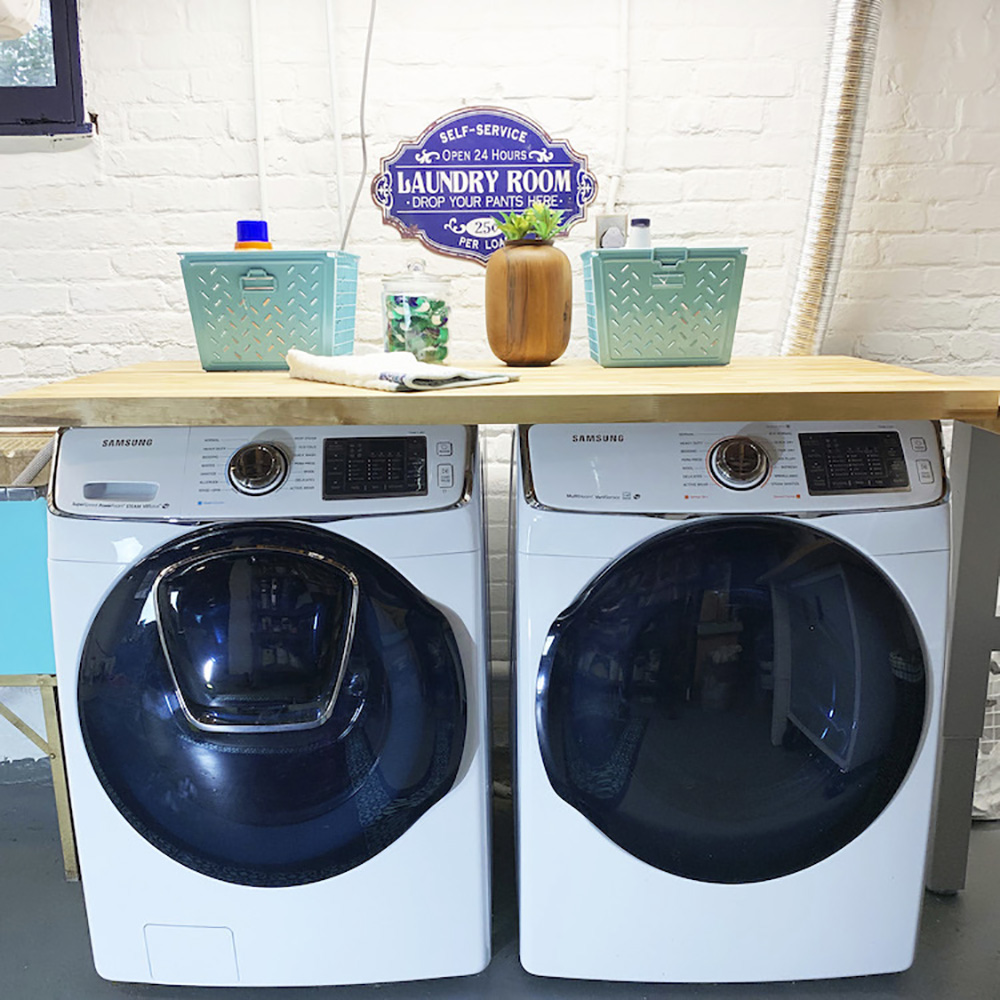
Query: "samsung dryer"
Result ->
[[48, 424, 490, 987], [513, 420, 949, 982]]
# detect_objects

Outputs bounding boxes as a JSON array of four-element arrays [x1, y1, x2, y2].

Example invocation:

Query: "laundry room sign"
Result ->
[[371, 106, 598, 265]]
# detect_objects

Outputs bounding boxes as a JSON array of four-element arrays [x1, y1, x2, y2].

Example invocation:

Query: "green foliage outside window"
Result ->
[[0, 0, 56, 87]]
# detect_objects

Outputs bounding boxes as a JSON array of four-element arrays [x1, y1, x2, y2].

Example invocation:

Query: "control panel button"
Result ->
[[798, 431, 909, 495], [322, 436, 427, 499], [436, 463, 455, 489], [227, 443, 289, 496], [916, 459, 935, 484], [910, 436, 928, 453], [435, 441, 454, 457], [708, 437, 770, 490]]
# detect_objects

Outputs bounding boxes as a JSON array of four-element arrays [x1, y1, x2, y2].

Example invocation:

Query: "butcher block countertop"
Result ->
[[0, 356, 998, 428]]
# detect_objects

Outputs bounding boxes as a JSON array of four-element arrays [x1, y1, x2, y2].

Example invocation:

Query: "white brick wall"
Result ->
[[1, 1, 998, 756]]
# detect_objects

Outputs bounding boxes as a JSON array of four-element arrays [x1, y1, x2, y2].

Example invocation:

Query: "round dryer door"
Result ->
[[78, 521, 466, 887], [536, 517, 927, 884]]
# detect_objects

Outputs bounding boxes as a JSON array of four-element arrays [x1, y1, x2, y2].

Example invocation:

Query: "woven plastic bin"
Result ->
[[582, 247, 747, 367], [179, 250, 359, 371]]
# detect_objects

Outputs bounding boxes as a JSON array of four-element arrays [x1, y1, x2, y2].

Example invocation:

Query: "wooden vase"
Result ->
[[484, 239, 572, 366]]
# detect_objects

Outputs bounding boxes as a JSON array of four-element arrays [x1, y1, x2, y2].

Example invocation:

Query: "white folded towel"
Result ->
[[286, 349, 516, 392]]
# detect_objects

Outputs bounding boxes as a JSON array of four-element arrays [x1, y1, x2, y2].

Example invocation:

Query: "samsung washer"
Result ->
[[48, 424, 490, 987]]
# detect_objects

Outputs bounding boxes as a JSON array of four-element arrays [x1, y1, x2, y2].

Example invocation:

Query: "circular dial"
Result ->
[[709, 437, 770, 490], [228, 443, 289, 496]]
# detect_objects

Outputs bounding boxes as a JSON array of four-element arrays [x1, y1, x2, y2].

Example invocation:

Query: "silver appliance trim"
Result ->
[[152, 542, 360, 735]]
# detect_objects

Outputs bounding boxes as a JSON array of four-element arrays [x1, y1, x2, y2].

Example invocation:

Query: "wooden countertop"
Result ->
[[0, 356, 998, 428]]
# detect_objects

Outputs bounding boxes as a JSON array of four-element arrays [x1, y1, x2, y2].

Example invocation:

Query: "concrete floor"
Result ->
[[3, 761, 1000, 1000]]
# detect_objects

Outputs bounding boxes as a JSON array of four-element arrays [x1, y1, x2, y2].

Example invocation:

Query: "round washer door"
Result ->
[[536, 517, 928, 884], [79, 521, 466, 887]]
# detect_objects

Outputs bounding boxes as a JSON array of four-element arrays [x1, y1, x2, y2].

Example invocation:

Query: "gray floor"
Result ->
[[3, 759, 1000, 1000]]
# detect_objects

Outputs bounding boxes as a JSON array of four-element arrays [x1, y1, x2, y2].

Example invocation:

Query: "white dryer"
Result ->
[[513, 420, 948, 982], [48, 424, 490, 987]]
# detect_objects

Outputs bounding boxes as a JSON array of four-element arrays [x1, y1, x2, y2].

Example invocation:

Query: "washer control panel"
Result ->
[[322, 436, 427, 500], [53, 425, 469, 519], [526, 421, 945, 515], [797, 431, 909, 494]]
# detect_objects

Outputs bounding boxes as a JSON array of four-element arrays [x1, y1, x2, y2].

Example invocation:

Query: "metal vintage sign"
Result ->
[[372, 107, 598, 265]]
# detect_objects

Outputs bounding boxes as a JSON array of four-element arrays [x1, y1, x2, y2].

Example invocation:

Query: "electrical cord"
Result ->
[[339, 0, 377, 252], [326, 0, 347, 239], [249, 0, 268, 220]]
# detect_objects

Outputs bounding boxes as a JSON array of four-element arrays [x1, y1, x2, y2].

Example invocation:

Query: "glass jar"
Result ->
[[381, 259, 451, 363]]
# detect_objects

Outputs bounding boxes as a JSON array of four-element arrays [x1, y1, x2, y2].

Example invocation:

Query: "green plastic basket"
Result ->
[[179, 250, 359, 371], [582, 247, 747, 367]]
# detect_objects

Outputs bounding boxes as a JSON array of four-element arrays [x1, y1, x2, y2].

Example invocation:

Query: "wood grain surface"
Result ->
[[0, 356, 997, 428], [484, 241, 572, 365]]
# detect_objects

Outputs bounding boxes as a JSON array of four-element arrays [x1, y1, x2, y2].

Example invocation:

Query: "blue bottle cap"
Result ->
[[236, 219, 269, 243]]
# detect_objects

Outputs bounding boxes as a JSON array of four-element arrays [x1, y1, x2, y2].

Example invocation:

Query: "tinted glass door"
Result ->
[[79, 522, 466, 887], [536, 517, 926, 884]]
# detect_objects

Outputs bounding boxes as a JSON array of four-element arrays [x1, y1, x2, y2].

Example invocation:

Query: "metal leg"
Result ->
[[926, 421, 1000, 893]]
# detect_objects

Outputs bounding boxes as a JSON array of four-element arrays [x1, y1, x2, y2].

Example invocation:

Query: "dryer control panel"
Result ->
[[52, 425, 471, 519], [525, 421, 945, 515]]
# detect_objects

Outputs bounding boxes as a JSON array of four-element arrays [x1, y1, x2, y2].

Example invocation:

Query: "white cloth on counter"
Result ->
[[286, 349, 516, 392]]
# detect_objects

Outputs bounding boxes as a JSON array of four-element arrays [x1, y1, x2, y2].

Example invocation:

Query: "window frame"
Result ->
[[0, 0, 89, 136]]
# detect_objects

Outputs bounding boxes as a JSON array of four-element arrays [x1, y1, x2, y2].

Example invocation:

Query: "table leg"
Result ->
[[926, 421, 1000, 893], [0, 676, 79, 882], [38, 683, 79, 882]]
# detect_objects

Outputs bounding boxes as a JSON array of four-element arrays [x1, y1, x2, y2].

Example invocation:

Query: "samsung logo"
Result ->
[[101, 438, 153, 448], [571, 434, 625, 443]]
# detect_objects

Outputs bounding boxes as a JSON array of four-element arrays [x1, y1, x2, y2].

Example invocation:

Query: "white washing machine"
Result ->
[[48, 424, 491, 987], [513, 420, 948, 983]]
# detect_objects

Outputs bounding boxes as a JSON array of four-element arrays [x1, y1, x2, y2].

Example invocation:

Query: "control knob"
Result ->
[[708, 437, 770, 490], [228, 443, 289, 496]]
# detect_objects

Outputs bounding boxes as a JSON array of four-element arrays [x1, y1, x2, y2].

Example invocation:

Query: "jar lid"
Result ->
[[382, 258, 450, 295], [630, 217, 650, 226]]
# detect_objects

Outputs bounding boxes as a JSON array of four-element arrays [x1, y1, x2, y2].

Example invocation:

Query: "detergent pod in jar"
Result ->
[[382, 259, 451, 363]]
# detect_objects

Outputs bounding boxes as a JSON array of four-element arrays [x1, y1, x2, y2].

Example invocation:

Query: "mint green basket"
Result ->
[[582, 247, 747, 367], [180, 250, 359, 371]]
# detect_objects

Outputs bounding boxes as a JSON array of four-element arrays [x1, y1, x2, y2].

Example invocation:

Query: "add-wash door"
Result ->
[[536, 517, 926, 884], [79, 521, 466, 887]]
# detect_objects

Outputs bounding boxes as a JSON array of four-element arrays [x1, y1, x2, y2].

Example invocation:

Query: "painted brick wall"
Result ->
[[0, 1, 997, 754]]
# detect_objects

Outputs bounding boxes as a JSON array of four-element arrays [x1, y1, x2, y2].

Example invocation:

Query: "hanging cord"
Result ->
[[326, 0, 347, 239], [339, 0, 377, 252], [249, 0, 268, 220], [604, 0, 631, 214]]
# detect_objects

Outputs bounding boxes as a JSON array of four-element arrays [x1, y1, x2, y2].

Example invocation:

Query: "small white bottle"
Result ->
[[628, 217, 651, 248]]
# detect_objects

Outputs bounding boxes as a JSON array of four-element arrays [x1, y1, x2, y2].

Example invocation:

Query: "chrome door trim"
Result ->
[[153, 542, 360, 734]]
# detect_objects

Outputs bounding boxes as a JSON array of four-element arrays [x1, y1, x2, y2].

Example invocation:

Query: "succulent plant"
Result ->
[[494, 201, 567, 242]]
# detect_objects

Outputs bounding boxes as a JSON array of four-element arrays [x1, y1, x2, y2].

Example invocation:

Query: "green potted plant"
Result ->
[[484, 202, 572, 366]]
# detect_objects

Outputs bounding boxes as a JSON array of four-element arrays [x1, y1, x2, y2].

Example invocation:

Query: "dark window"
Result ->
[[537, 517, 927, 884], [78, 522, 467, 887], [0, 0, 89, 135]]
